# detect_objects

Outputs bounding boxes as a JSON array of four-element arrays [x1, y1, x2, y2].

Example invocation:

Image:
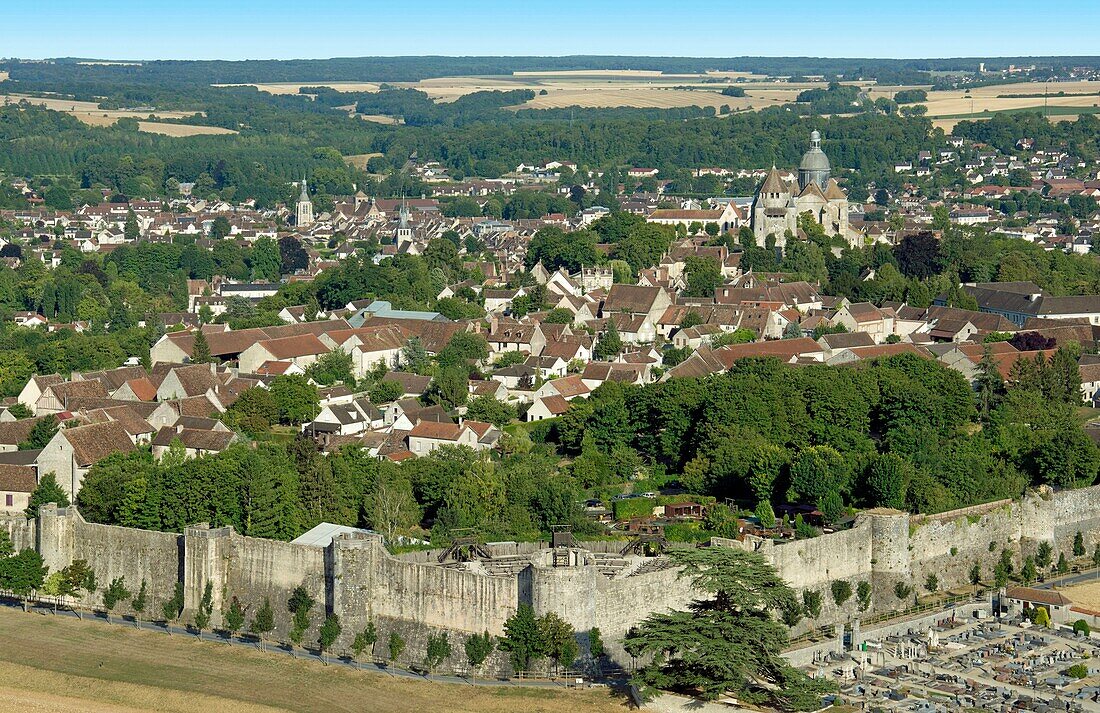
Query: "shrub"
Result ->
[[894, 581, 913, 600], [1067, 663, 1089, 679], [802, 589, 822, 619], [924, 573, 938, 592], [831, 580, 852, 606], [1073, 619, 1091, 637]]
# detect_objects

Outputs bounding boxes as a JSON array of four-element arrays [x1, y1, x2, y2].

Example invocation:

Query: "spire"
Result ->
[[299, 176, 309, 203]]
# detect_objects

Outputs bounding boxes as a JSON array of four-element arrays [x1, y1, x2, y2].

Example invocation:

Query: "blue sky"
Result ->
[[3, 0, 1098, 61]]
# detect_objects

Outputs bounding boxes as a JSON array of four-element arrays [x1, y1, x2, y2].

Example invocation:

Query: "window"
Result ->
[[4, 494, 11, 507]]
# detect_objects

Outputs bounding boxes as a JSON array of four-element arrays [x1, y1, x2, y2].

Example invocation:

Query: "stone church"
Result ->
[[750, 130, 854, 249]]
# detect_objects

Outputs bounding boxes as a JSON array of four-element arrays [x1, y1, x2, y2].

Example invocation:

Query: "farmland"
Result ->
[[0, 93, 234, 135], [0, 607, 626, 713]]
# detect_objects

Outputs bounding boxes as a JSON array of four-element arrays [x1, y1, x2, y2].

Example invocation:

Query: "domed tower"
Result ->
[[798, 130, 831, 192]]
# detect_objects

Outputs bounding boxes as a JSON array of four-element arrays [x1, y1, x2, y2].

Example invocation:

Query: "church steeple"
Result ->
[[295, 176, 314, 227]]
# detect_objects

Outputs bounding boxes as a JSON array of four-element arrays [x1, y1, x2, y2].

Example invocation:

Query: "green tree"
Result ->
[[250, 237, 281, 281], [1034, 605, 1051, 627], [1037, 541, 1053, 571], [319, 614, 342, 657], [831, 580, 852, 606], [25, 472, 70, 519], [424, 631, 452, 674], [351, 622, 378, 665], [465, 630, 495, 674], [269, 375, 319, 425], [1021, 556, 1037, 584], [0, 549, 47, 606], [20, 415, 59, 451], [924, 573, 939, 592], [624, 547, 832, 707], [249, 597, 275, 651], [287, 585, 315, 646], [162, 581, 184, 625], [588, 627, 604, 661], [969, 562, 982, 585], [388, 630, 406, 666], [193, 581, 214, 634], [755, 500, 776, 529], [1057, 551, 1069, 574], [856, 581, 872, 612], [864, 453, 909, 509], [539, 612, 578, 672], [191, 329, 212, 364], [131, 579, 147, 625], [368, 380, 404, 405], [124, 209, 140, 241], [102, 576, 131, 615], [802, 589, 822, 619], [1074, 531, 1086, 557], [223, 387, 279, 435], [218, 594, 245, 636], [500, 604, 544, 673], [594, 320, 622, 360]]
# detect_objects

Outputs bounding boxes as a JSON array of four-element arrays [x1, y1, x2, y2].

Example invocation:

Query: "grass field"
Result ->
[[216, 82, 381, 95], [0, 607, 627, 713]]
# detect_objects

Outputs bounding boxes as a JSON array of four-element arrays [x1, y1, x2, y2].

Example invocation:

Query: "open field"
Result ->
[[0, 71, 8, 82], [870, 80, 1100, 119], [217, 82, 381, 95], [1058, 580, 1100, 611], [0, 607, 625, 713], [343, 152, 384, 170], [0, 93, 228, 135], [136, 122, 237, 136]]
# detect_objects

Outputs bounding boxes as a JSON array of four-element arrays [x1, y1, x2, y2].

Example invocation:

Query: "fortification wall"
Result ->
[[24, 483, 1100, 669], [0, 514, 34, 552], [334, 535, 518, 644], [754, 520, 874, 590]]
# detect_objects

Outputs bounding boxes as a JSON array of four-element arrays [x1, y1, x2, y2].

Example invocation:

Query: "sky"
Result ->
[[3, 0, 1099, 61]]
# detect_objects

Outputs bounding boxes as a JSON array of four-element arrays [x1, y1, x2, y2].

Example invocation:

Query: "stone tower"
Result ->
[[395, 199, 413, 247], [798, 129, 831, 191], [295, 178, 314, 228]]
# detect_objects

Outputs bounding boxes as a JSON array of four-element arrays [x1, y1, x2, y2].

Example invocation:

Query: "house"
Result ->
[[533, 374, 591, 401], [601, 285, 672, 325], [833, 302, 896, 343], [37, 380, 109, 415], [406, 419, 500, 455], [1002, 586, 1074, 624], [526, 394, 570, 421], [487, 321, 545, 355], [0, 464, 36, 514], [37, 421, 136, 499], [17, 374, 64, 412], [384, 399, 450, 431], [151, 425, 237, 460], [303, 399, 383, 436], [320, 326, 406, 378], [155, 363, 219, 401], [381, 371, 433, 399], [238, 334, 329, 375]]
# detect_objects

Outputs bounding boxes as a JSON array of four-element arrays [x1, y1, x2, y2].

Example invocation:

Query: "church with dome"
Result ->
[[750, 130, 854, 250]]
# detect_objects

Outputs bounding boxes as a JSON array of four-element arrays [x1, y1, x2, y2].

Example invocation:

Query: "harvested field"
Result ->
[[0, 93, 201, 127], [136, 122, 237, 136], [343, 153, 384, 170], [1059, 580, 1100, 611], [357, 114, 404, 124], [868, 80, 1100, 119], [218, 82, 381, 95], [0, 71, 8, 82], [0, 607, 626, 713]]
